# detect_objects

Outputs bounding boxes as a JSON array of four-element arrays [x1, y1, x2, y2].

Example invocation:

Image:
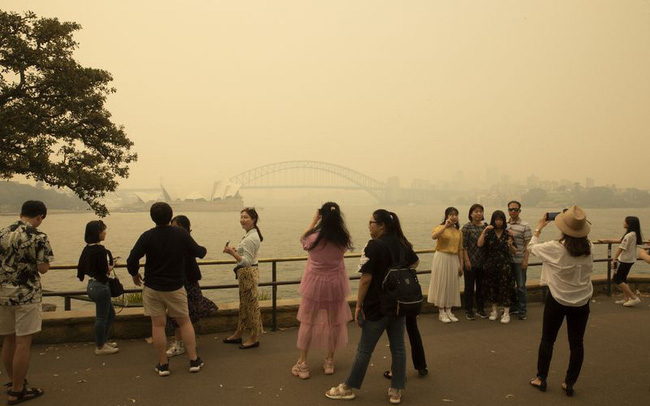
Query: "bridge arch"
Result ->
[[228, 161, 386, 201]]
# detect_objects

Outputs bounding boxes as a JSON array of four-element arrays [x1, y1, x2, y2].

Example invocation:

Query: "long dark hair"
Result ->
[[241, 207, 264, 242], [172, 215, 191, 233], [306, 202, 352, 250], [560, 234, 591, 257], [489, 210, 507, 230], [373, 209, 413, 249], [84, 220, 106, 244], [440, 207, 459, 229], [623, 216, 643, 245]]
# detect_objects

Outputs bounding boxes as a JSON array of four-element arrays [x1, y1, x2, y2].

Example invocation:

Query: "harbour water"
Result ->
[[2, 204, 649, 310]]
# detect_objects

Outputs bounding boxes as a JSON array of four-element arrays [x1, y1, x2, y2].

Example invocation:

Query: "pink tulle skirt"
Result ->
[[296, 266, 352, 351]]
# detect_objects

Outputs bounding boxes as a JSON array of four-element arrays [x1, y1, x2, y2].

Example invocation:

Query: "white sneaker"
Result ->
[[439, 312, 451, 323], [614, 299, 626, 305], [500, 312, 510, 324], [166, 341, 186, 357], [446, 309, 459, 322], [489, 310, 498, 321], [105, 341, 118, 348], [623, 297, 641, 307], [95, 346, 119, 355]]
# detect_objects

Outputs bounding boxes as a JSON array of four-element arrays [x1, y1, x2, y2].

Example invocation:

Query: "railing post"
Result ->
[[606, 243, 612, 297], [64, 296, 71, 311], [272, 260, 277, 331]]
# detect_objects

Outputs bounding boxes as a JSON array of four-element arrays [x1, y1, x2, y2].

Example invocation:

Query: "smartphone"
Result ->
[[357, 309, 365, 327], [546, 212, 560, 221]]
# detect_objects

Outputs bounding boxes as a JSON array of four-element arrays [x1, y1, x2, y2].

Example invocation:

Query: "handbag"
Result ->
[[108, 269, 125, 297]]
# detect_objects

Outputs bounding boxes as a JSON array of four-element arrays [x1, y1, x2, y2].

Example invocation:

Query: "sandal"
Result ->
[[388, 388, 402, 404], [8, 387, 44, 405], [529, 377, 547, 392], [4, 380, 27, 395], [561, 382, 574, 397], [325, 383, 355, 400]]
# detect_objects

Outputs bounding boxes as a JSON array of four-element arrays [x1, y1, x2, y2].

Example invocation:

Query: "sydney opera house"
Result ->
[[110, 181, 244, 212]]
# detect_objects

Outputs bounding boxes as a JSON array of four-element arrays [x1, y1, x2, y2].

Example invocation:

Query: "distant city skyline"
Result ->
[[3, 1, 650, 195]]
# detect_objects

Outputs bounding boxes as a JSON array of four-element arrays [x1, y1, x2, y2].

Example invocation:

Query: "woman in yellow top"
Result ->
[[428, 207, 464, 323]]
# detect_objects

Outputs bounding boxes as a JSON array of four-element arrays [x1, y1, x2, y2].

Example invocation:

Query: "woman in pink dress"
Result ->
[[292, 202, 353, 379]]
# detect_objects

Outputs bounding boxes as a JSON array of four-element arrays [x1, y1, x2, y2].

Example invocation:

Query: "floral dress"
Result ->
[[482, 230, 517, 307]]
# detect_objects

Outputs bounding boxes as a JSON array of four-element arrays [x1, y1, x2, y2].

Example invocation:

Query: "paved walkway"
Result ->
[[5, 295, 649, 406]]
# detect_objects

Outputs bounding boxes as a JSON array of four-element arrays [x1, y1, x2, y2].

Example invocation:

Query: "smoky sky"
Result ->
[[5, 0, 650, 196]]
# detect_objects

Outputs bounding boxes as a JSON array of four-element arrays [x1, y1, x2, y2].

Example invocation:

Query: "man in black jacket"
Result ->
[[127, 202, 207, 376]]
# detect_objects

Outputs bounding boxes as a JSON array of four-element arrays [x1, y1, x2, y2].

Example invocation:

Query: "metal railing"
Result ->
[[43, 242, 647, 331]]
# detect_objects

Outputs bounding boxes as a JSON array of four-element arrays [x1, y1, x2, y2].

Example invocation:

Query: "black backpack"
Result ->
[[378, 240, 423, 317]]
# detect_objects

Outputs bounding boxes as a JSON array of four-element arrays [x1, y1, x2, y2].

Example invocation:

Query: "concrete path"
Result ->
[[5, 295, 649, 406]]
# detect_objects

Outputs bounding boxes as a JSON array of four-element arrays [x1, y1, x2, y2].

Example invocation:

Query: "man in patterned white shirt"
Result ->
[[507, 200, 532, 320], [0, 201, 52, 403]]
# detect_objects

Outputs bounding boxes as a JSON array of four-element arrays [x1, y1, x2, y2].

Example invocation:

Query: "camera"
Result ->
[[545, 212, 560, 221]]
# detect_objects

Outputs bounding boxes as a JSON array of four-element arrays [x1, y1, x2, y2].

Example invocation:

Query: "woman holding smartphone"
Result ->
[[528, 206, 593, 397], [428, 207, 463, 323], [291, 202, 352, 379], [77, 220, 119, 355], [223, 208, 263, 349], [478, 210, 517, 323]]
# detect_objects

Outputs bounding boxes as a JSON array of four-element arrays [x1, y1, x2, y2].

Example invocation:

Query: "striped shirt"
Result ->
[[507, 218, 532, 263]]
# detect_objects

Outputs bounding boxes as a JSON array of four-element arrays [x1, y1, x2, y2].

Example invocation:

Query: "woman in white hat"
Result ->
[[527, 206, 593, 397]]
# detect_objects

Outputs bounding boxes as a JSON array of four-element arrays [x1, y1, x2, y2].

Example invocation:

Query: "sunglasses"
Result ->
[[508, 208, 520, 212]]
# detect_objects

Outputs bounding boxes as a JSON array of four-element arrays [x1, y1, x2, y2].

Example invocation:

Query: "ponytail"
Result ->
[[254, 224, 264, 242], [372, 209, 413, 249], [241, 207, 263, 242]]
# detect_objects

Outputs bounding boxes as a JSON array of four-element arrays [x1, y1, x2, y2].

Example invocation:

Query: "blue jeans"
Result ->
[[345, 315, 406, 390], [87, 280, 115, 348], [511, 262, 527, 316]]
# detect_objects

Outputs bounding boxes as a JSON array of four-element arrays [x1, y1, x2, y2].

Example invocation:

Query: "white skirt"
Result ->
[[427, 251, 461, 307]]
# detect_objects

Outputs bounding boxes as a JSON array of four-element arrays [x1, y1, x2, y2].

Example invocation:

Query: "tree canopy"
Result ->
[[0, 10, 136, 217]]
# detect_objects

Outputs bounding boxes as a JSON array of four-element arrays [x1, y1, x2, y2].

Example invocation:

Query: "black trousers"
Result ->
[[536, 293, 590, 385], [406, 314, 427, 370], [463, 265, 484, 312]]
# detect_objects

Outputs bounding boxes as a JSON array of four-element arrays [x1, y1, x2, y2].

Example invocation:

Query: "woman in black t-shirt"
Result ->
[[77, 220, 119, 356], [325, 210, 419, 404]]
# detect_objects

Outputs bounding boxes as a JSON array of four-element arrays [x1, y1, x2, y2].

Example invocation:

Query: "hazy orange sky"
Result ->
[[4, 1, 650, 196]]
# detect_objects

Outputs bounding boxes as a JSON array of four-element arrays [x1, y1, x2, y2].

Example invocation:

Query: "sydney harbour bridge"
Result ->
[[227, 161, 392, 201], [123, 161, 419, 204]]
